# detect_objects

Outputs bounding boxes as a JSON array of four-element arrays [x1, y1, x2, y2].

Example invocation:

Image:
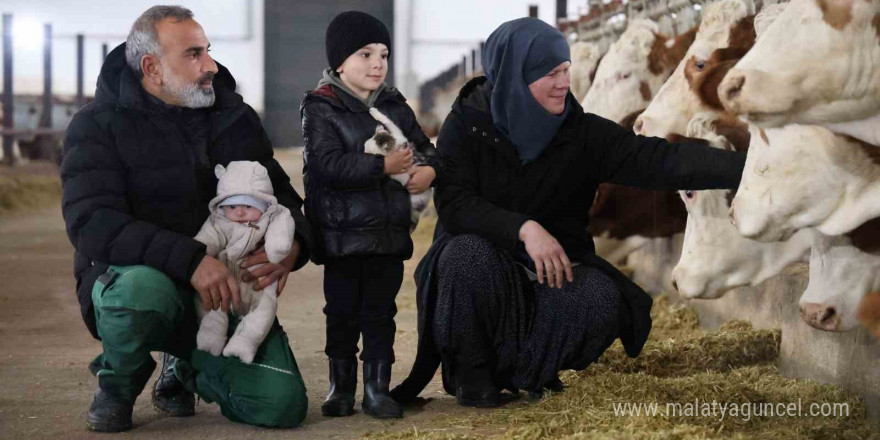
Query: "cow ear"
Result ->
[[215, 164, 226, 179]]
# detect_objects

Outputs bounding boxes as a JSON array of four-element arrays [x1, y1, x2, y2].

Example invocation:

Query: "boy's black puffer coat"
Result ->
[[300, 84, 440, 264], [61, 43, 312, 339]]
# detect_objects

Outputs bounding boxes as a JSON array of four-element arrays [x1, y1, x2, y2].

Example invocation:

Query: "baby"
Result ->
[[194, 161, 295, 363]]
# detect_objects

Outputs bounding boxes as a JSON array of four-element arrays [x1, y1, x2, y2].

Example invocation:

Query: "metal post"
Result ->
[[2, 14, 14, 165], [529, 5, 539, 18], [471, 48, 476, 75], [557, 0, 568, 23], [40, 23, 52, 130], [76, 34, 84, 108], [102, 42, 108, 61]]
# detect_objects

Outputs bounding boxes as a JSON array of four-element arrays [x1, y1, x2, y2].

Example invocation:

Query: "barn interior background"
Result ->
[[0, 0, 878, 438]]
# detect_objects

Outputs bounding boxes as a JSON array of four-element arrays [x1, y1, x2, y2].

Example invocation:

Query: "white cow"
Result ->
[[634, 0, 757, 139], [719, 0, 880, 144], [569, 41, 604, 102], [671, 113, 812, 299], [730, 124, 880, 241], [800, 220, 880, 332], [581, 19, 695, 124]]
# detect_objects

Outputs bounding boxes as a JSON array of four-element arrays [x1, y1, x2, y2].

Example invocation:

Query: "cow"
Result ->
[[569, 41, 604, 102], [858, 292, 880, 338], [670, 113, 813, 299], [800, 218, 880, 332], [718, 0, 880, 144], [581, 18, 696, 124], [730, 124, 880, 241], [634, 0, 758, 139]]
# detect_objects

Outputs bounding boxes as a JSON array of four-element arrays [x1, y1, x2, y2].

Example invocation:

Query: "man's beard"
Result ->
[[162, 67, 215, 108]]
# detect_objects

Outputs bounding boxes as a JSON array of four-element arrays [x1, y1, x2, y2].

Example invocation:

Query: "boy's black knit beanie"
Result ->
[[326, 11, 392, 71]]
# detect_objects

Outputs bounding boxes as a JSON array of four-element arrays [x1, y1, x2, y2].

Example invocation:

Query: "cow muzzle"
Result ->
[[800, 302, 841, 332]]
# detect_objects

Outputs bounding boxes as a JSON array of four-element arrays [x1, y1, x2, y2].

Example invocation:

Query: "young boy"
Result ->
[[300, 11, 440, 419]]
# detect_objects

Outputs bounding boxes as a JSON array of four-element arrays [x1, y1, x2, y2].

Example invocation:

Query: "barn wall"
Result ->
[[679, 263, 880, 421]]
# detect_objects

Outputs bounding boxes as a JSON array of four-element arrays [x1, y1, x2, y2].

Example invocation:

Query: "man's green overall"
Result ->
[[89, 265, 308, 428]]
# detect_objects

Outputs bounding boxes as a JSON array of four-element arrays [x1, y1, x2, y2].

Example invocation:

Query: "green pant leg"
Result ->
[[190, 319, 308, 428], [91, 265, 186, 403]]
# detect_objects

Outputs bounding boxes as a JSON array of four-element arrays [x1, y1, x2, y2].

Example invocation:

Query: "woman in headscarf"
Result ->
[[390, 18, 745, 407]]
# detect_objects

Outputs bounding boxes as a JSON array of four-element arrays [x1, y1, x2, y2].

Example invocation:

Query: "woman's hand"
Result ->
[[384, 148, 413, 175], [406, 166, 436, 194], [518, 220, 573, 289]]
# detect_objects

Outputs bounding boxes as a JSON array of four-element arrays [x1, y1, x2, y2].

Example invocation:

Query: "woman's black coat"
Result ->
[[391, 77, 745, 402], [300, 85, 440, 263]]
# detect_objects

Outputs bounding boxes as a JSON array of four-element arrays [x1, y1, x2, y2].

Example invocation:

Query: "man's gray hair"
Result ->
[[125, 5, 194, 77]]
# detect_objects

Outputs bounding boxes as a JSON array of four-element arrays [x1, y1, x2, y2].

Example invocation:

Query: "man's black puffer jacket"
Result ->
[[61, 43, 313, 339], [300, 84, 440, 264]]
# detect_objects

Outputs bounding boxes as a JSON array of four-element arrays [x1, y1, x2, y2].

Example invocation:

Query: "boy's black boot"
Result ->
[[362, 360, 403, 419], [86, 385, 134, 432], [151, 353, 195, 417], [321, 357, 357, 417]]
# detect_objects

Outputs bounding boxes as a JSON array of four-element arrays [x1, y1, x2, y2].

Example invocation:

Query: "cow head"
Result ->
[[730, 125, 880, 241], [635, 0, 757, 138], [569, 41, 605, 101], [719, 0, 880, 126], [670, 113, 812, 298], [581, 19, 693, 124], [800, 220, 880, 332]]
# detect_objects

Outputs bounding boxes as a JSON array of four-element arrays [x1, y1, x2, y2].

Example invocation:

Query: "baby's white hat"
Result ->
[[218, 194, 268, 213]]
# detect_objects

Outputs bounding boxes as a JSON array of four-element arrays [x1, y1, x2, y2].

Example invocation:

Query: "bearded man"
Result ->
[[60, 5, 312, 432]]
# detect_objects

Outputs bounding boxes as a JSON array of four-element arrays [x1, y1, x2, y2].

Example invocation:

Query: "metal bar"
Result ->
[[102, 43, 108, 61], [41, 23, 53, 130], [2, 14, 14, 165], [0, 128, 65, 136], [76, 34, 84, 108], [529, 5, 539, 18]]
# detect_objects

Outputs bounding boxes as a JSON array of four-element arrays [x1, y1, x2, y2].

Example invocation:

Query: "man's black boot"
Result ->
[[455, 365, 501, 408], [151, 353, 195, 417], [86, 386, 134, 432], [321, 357, 357, 417], [362, 360, 403, 419]]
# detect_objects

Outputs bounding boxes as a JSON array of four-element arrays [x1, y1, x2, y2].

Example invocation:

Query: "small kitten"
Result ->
[[365, 107, 432, 230]]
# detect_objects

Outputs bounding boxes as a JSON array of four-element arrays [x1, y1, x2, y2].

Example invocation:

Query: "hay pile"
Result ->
[[0, 163, 62, 216], [366, 296, 879, 440]]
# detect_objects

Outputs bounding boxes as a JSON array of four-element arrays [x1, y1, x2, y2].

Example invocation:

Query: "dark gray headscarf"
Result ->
[[482, 18, 572, 164]]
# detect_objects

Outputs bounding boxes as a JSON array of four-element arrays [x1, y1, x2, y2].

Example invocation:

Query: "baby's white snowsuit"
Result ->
[[194, 161, 296, 363]]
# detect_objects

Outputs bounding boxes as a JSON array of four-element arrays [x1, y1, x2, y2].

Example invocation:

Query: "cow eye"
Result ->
[[685, 190, 695, 199], [696, 60, 705, 69]]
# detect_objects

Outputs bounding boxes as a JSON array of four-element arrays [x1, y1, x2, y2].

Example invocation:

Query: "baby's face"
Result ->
[[222, 205, 262, 223]]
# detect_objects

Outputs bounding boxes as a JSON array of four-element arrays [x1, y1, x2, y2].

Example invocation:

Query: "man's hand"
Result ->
[[518, 220, 573, 289], [406, 165, 436, 194], [191, 255, 241, 311], [384, 148, 413, 175], [241, 239, 301, 295]]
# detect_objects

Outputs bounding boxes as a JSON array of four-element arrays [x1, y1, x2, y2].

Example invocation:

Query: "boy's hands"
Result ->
[[384, 148, 413, 175]]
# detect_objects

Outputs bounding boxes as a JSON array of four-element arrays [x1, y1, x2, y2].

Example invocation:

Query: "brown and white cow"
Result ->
[[670, 113, 812, 299], [569, 41, 604, 102], [719, 0, 880, 141], [800, 218, 880, 332], [730, 124, 880, 241], [581, 18, 696, 124], [634, 0, 758, 139]]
